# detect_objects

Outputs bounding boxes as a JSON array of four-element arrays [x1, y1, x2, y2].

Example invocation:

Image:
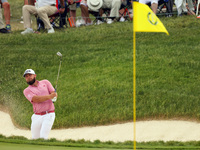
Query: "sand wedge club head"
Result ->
[[55, 52, 62, 91], [57, 52, 62, 57]]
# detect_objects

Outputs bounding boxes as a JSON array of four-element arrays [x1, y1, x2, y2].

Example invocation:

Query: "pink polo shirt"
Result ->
[[23, 80, 55, 114]]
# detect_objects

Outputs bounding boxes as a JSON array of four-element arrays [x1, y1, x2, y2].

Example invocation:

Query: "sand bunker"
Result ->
[[1, 111, 200, 142]]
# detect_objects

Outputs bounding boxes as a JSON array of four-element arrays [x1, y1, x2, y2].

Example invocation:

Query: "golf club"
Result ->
[[55, 51, 62, 91]]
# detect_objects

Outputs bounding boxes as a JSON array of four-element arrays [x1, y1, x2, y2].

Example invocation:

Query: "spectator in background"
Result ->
[[21, 0, 65, 34], [68, 0, 77, 27], [118, 0, 129, 22], [88, 0, 129, 25], [166, 0, 173, 17], [0, 2, 9, 33], [87, 8, 105, 25], [20, 0, 34, 23], [139, 0, 158, 14], [87, 0, 123, 24], [0, 0, 11, 32], [37, 0, 68, 30], [186, 0, 195, 15], [175, 0, 187, 16], [175, 0, 195, 16], [58, 0, 68, 27], [24, 0, 28, 5], [157, 0, 173, 17], [103, 0, 123, 24], [80, 0, 93, 25]]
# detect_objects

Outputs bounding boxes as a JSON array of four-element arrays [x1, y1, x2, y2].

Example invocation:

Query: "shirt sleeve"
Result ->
[[44, 80, 55, 93], [23, 88, 35, 102]]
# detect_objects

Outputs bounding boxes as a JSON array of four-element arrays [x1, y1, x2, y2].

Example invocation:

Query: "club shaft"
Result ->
[[55, 58, 62, 90]]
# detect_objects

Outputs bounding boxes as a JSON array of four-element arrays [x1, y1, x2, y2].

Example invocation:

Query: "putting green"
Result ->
[[0, 142, 130, 150]]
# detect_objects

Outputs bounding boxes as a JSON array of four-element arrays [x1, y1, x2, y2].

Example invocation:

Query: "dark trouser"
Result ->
[[166, 0, 174, 15]]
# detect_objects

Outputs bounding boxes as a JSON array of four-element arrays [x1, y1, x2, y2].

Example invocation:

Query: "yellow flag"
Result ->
[[133, 2, 169, 35]]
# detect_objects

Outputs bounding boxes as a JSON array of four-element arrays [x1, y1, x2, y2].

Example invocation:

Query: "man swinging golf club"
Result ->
[[23, 69, 57, 140]]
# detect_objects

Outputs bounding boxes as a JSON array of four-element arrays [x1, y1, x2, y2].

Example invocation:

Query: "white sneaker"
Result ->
[[120, 17, 125, 22], [80, 19, 86, 25], [107, 19, 113, 24], [48, 28, 55, 34], [21, 28, 34, 35], [95, 20, 104, 25], [76, 19, 81, 27], [86, 21, 93, 26]]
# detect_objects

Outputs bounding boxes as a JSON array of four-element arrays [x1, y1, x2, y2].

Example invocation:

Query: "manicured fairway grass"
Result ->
[[0, 142, 131, 150], [1, 141, 200, 150], [1, 135, 200, 150]]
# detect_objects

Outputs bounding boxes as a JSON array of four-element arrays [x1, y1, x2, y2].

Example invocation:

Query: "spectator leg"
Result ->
[[175, 0, 184, 15], [80, 4, 91, 24], [0, 7, 4, 29], [22, 5, 37, 28], [110, 0, 121, 18], [166, 0, 173, 16], [24, 0, 29, 5], [70, 10, 76, 25], [182, 0, 188, 13], [151, 3, 158, 14], [37, 5, 57, 29], [2, 2, 10, 25]]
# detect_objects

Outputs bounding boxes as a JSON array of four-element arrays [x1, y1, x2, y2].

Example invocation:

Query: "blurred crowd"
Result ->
[[0, 0, 198, 34]]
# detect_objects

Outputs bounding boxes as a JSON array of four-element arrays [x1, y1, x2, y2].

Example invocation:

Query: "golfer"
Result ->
[[23, 69, 57, 140]]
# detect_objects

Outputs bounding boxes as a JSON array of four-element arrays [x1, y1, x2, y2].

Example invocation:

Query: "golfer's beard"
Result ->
[[27, 78, 36, 85]]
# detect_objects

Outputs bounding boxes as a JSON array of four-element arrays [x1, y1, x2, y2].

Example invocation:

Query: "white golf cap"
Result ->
[[87, 0, 103, 11], [23, 69, 35, 77]]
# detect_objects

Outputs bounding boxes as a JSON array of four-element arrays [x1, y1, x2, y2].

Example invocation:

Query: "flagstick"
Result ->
[[133, 2, 136, 149], [133, 30, 136, 150], [132, 2, 169, 149]]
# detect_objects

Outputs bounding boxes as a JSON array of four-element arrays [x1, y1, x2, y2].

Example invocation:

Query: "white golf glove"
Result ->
[[51, 97, 57, 102]]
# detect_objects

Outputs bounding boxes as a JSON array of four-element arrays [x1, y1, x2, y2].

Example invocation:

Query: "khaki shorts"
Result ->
[[69, 3, 76, 10]]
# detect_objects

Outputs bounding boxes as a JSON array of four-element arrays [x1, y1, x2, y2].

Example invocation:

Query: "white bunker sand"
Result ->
[[1, 110, 200, 142]]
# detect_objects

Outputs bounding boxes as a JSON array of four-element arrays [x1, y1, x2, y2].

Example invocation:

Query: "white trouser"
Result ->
[[102, 0, 122, 18], [187, 0, 194, 11], [31, 112, 55, 140], [175, 0, 187, 15]]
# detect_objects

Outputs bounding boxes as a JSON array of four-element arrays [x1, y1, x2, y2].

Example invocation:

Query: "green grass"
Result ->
[[1, 135, 200, 149], [136, 16, 200, 120], [0, 0, 200, 130], [1, 142, 200, 150], [0, 142, 131, 150], [0, 2, 200, 150], [0, 22, 133, 128], [0, 135, 133, 149]]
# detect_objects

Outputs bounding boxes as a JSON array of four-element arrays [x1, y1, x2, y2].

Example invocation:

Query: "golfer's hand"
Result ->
[[50, 92, 57, 98], [51, 97, 57, 102], [50, 92, 57, 102]]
